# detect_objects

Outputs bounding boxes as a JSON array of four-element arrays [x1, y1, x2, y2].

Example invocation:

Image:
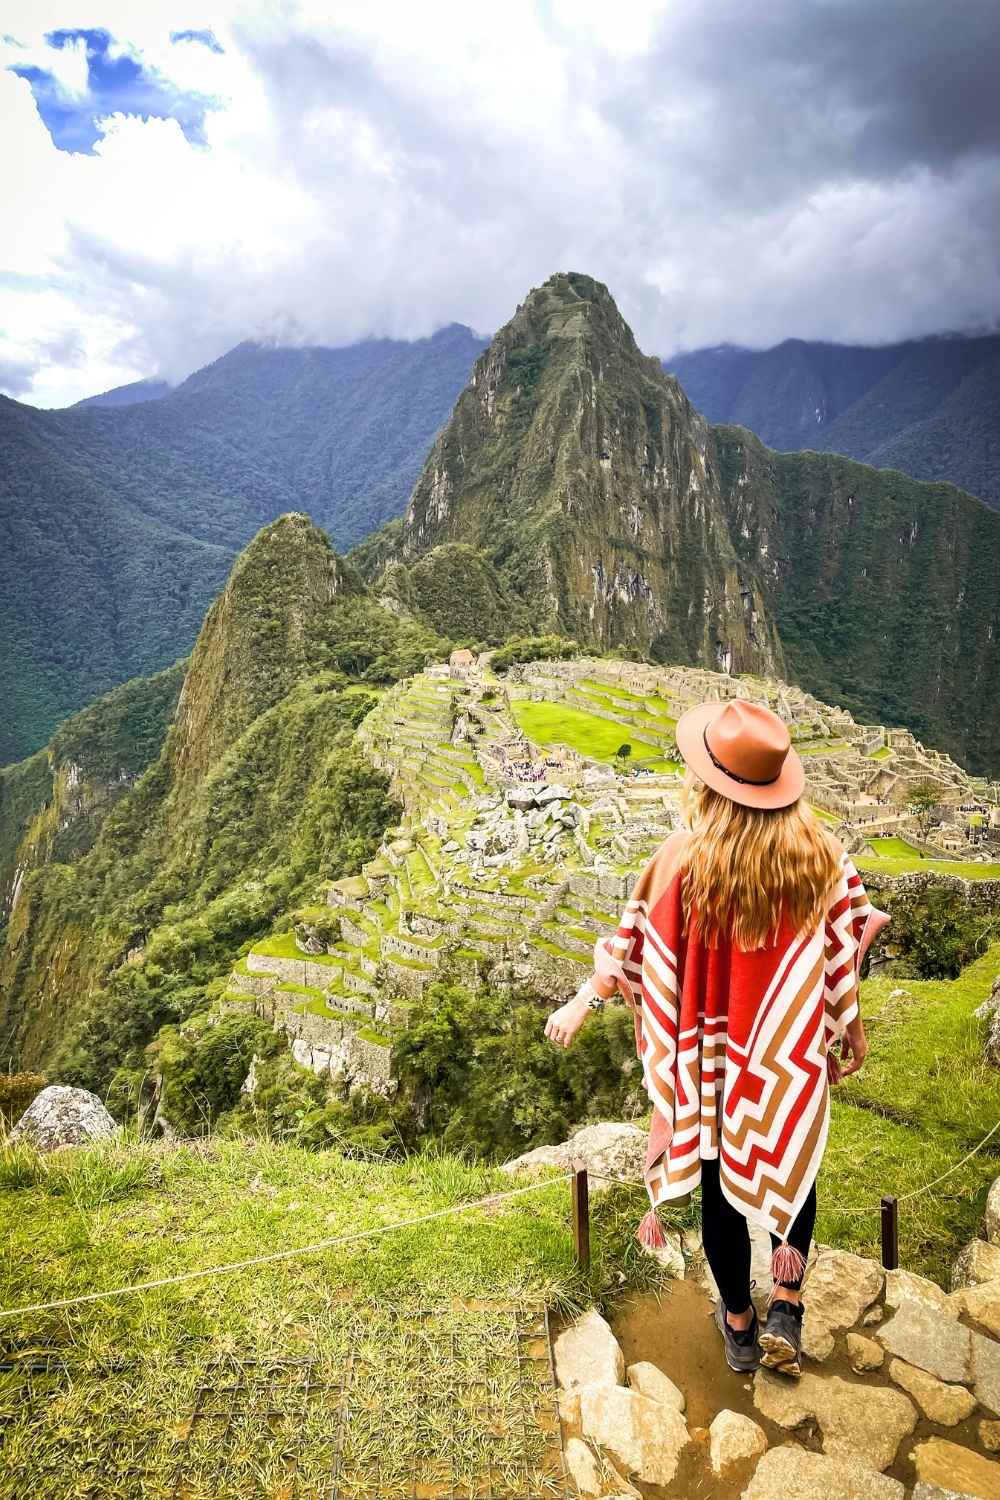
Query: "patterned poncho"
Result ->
[[594, 830, 888, 1243]]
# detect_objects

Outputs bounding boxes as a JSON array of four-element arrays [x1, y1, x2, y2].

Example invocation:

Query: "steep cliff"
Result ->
[[397, 273, 783, 675]]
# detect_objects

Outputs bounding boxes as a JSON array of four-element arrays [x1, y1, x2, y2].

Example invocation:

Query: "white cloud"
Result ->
[[1, 0, 998, 406]]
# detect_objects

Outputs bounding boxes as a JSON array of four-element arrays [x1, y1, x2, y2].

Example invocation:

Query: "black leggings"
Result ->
[[700, 1155, 816, 1313]]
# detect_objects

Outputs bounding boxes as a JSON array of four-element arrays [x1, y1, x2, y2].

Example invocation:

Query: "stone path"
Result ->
[[550, 1177, 1000, 1499]]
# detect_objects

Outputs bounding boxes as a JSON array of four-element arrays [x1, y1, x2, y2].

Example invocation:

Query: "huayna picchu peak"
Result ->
[[369, 272, 1000, 774]]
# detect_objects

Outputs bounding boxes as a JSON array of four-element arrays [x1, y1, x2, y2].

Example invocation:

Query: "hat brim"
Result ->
[[675, 701, 805, 810]]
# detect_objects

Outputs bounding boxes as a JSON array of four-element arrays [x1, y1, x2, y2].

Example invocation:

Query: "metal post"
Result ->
[[571, 1159, 590, 1272], [881, 1194, 899, 1271]]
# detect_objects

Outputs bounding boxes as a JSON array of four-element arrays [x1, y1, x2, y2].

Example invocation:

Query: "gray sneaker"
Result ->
[[759, 1297, 803, 1378], [714, 1298, 761, 1373]]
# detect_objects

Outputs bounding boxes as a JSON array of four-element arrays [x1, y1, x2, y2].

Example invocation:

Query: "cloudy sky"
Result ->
[[3, 0, 999, 407]]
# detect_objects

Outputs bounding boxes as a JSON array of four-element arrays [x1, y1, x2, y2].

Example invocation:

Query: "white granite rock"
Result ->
[[952, 1240, 1000, 1291], [564, 1437, 603, 1496], [950, 1281, 1000, 1340], [753, 1368, 916, 1471], [708, 1409, 766, 1475], [887, 1358, 977, 1425], [876, 1300, 972, 1383], [973, 1329, 1000, 1416], [741, 1446, 906, 1500], [910, 1437, 1000, 1500], [885, 1267, 949, 1312], [626, 1360, 685, 1411], [577, 1381, 689, 1487], [847, 1332, 885, 1372], [554, 1310, 625, 1391], [8, 1085, 117, 1151], [801, 1250, 884, 1360], [986, 1179, 1000, 1247], [501, 1121, 646, 1194]]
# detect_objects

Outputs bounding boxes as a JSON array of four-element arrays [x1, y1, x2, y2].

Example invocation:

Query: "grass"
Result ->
[[869, 747, 893, 760], [0, 1136, 678, 1499], [250, 932, 339, 966], [856, 838, 1000, 880], [511, 699, 673, 772], [818, 944, 1000, 1283]]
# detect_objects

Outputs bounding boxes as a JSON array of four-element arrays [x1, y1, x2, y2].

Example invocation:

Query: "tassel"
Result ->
[[771, 1241, 807, 1289], [637, 1208, 667, 1252]]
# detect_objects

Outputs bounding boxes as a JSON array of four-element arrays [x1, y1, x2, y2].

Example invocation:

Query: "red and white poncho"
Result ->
[[594, 830, 888, 1244]]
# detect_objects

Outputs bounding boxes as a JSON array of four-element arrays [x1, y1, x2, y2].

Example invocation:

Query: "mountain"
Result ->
[[1, 324, 484, 764], [73, 378, 173, 408], [394, 273, 784, 676], [664, 334, 1000, 510], [370, 273, 1000, 773], [0, 513, 447, 1077]]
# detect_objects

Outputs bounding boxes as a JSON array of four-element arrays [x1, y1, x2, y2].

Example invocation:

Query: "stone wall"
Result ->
[[859, 868, 1000, 913]]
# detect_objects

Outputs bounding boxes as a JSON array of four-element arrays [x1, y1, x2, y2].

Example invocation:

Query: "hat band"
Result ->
[[703, 727, 782, 787]]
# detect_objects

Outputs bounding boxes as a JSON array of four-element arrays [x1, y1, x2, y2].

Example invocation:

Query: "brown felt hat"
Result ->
[[675, 698, 805, 810]]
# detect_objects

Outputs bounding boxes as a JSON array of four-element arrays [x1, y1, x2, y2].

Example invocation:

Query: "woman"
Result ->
[[544, 698, 887, 1377]]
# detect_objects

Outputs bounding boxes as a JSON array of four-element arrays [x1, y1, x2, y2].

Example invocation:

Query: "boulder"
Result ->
[[801, 1250, 884, 1360], [741, 1446, 906, 1500], [981, 1419, 1000, 1454], [564, 1437, 603, 1496], [753, 1369, 916, 1471], [554, 1310, 625, 1391], [887, 1358, 977, 1426], [876, 1300, 972, 1383], [910, 1438, 1000, 1500], [577, 1381, 689, 1487], [986, 1178, 1000, 1247], [626, 1361, 685, 1412], [949, 1280, 1000, 1339], [953, 1240, 1000, 1291], [973, 1329, 1000, 1415], [8, 1085, 117, 1152], [885, 1267, 949, 1313], [500, 1121, 646, 1194], [707, 1409, 766, 1475], [536, 783, 571, 804], [846, 1333, 885, 1372]]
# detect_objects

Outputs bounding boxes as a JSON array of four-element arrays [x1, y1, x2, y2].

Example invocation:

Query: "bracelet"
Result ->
[[576, 979, 605, 1012]]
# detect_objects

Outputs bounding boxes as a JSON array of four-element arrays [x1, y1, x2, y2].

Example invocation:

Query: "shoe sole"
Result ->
[[759, 1331, 801, 1378]]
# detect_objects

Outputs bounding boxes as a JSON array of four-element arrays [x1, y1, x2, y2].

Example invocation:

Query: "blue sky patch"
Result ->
[[9, 27, 218, 154], [170, 29, 224, 54]]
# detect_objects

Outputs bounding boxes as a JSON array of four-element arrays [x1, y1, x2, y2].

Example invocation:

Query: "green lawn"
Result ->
[[512, 699, 675, 772], [0, 1137, 674, 1498], [857, 836, 1000, 880], [869, 747, 893, 760]]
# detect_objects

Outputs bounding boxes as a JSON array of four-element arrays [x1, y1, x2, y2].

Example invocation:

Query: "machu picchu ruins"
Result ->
[[224, 655, 1000, 1093]]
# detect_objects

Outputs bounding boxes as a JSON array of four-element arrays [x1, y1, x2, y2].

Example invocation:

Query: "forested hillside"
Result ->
[[666, 333, 1000, 510], [1, 325, 483, 764]]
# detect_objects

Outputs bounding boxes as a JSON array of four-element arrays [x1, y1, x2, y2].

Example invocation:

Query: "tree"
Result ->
[[907, 779, 940, 838], [615, 743, 632, 763]]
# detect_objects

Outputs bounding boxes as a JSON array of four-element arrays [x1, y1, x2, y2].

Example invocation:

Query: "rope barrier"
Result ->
[[0, 1172, 574, 1322]]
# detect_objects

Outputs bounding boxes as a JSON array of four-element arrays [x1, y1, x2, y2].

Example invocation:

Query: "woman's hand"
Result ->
[[544, 995, 592, 1049], [829, 1016, 868, 1084]]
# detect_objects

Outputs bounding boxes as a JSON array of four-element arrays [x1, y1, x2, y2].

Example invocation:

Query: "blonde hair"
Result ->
[[679, 771, 842, 950]]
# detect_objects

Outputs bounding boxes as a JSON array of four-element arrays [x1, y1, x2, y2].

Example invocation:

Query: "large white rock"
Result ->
[[708, 1409, 766, 1475], [577, 1381, 689, 1487], [554, 1309, 625, 1391], [500, 1121, 646, 1194], [8, 1085, 117, 1151], [846, 1333, 885, 1372], [626, 1360, 685, 1411], [741, 1446, 906, 1500], [910, 1437, 1000, 1500], [949, 1280, 1000, 1339], [974, 1329, 1000, 1415], [564, 1437, 603, 1496], [885, 1267, 948, 1312], [887, 1358, 977, 1425], [801, 1250, 884, 1360], [876, 1300, 972, 1383], [952, 1240, 1000, 1291], [986, 1178, 1000, 1247], [753, 1369, 916, 1471]]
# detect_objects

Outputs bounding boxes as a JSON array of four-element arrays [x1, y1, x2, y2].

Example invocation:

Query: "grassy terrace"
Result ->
[[511, 699, 677, 773], [858, 836, 1000, 880], [0, 1138, 673, 1499], [821, 945, 1000, 1283]]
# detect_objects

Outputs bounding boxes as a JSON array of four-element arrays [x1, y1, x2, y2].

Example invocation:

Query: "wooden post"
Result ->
[[881, 1194, 899, 1271], [571, 1158, 590, 1272]]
